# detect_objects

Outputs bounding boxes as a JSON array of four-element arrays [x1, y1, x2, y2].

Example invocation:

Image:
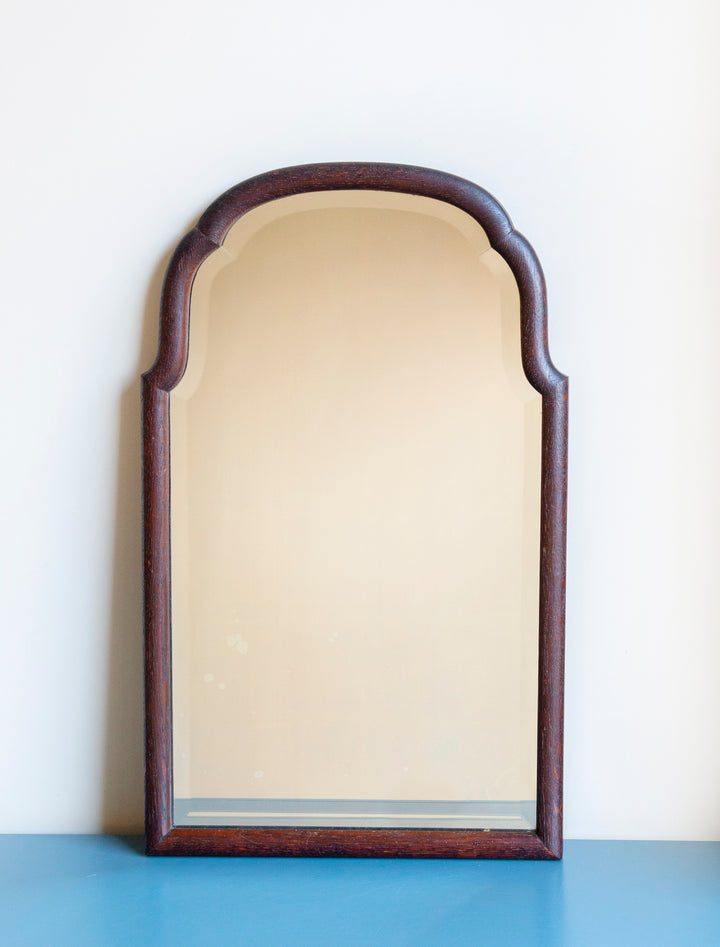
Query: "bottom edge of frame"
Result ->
[[146, 827, 561, 859]]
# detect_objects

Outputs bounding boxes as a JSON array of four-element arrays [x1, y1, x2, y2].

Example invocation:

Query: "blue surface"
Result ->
[[1, 837, 718, 945]]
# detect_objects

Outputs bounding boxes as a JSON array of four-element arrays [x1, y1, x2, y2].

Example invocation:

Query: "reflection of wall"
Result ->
[[171, 193, 541, 802]]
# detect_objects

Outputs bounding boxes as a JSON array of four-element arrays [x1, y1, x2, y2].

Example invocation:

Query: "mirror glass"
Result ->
[[169, 191, 542, 830]]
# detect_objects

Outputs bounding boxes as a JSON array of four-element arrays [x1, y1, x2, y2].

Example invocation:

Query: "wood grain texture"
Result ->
[[151, 828, 558, 859], [142, 162, 568, 859]]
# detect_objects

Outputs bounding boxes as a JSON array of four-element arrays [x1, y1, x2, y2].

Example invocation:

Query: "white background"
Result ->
[[1, 0, 719, 839]]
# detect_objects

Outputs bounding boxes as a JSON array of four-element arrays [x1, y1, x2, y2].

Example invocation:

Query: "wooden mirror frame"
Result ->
[[142, 162, 568, 858]]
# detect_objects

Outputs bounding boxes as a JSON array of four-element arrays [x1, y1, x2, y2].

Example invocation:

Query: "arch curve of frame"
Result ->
[[142, 162, 567, 859], [146, 163, 564, 398]]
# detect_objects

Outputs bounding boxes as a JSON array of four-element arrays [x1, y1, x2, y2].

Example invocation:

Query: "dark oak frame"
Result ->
[[142, 162, 568, 858]]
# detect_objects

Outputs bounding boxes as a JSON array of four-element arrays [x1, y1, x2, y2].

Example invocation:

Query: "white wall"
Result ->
[[1, 0, 718, 839]]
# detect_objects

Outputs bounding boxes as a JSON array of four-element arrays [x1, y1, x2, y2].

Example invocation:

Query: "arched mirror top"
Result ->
[[146, 163, 563, 398]]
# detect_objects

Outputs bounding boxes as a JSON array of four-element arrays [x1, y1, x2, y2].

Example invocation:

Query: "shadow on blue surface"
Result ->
[[1, 837, 718, 945]]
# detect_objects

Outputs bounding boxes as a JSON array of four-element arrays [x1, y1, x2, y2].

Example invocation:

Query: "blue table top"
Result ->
[[1, 836, 718, 945]]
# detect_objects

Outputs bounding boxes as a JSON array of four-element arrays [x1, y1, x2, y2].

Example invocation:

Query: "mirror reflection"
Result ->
[[170, 191, 541, 829]]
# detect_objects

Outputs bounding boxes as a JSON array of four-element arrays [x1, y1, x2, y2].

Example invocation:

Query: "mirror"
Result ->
[[143, 164, 567, 858]]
